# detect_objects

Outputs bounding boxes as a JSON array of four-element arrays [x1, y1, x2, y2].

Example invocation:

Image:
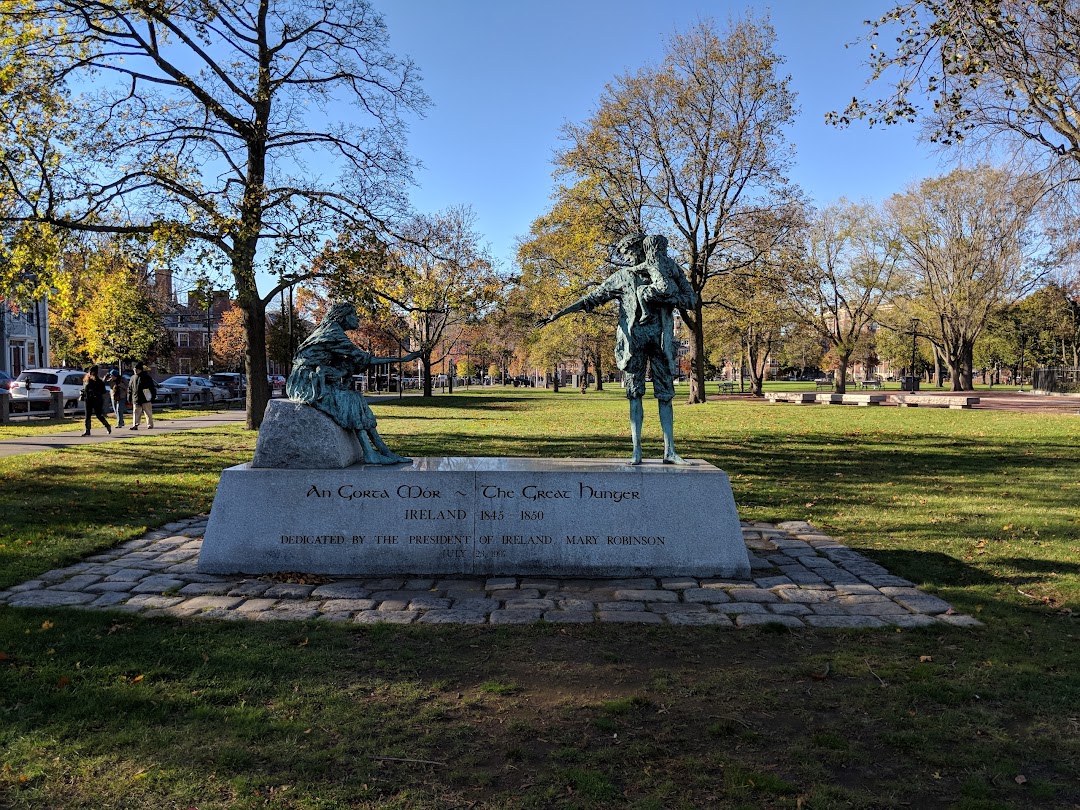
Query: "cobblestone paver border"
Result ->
[[0, 517, 982, 628]]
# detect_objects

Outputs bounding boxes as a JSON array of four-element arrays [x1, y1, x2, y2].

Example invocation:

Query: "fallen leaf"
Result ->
[[130, 674, 144, 684], [0, 652, 9, 662], [297, 637, 309, 648], [40, 620, 54, 631], [57, 676, 71, 688], [919, 655, 933, 663], [1015, 774, 1027, 785]]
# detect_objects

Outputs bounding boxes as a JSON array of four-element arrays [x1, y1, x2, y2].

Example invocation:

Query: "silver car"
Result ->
[[158, 375, 230, 404]]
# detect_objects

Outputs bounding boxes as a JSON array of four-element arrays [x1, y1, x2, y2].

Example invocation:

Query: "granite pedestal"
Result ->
[[198, 457, 749, 578]]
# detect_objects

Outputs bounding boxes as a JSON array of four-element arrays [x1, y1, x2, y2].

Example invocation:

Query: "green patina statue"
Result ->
[[541, 233, 698, 465], [286, 301, 419, 465]]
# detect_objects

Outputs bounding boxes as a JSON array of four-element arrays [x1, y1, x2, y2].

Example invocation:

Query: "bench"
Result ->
[[716, 381, 735, 394], [765, 392, 818, 404], [814, 379, 833, 391], [856, 379, 883, 390], [891, 395, 980, 409]]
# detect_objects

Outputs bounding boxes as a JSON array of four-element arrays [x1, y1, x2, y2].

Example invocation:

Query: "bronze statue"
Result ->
[[541, 234, 698, 465], [286, 301, 418, 464]]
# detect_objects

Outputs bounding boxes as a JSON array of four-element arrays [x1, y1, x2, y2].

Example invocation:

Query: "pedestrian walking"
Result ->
[[105, 368, 127, 428], [129, 362, 158, 430], [81, 365, 112, 436]]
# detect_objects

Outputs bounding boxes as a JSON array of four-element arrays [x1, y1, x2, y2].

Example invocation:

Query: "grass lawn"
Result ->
[[1, 388, 1077, 809]]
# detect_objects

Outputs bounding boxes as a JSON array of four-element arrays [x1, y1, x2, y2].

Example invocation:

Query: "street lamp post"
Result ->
[[907, 317, 920, 392]]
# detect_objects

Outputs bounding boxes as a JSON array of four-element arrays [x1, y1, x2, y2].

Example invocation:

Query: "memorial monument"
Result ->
[[198, 259, 748, 579]]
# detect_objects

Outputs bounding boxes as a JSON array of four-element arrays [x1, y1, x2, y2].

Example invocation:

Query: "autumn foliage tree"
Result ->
[[556, 13, 799, 404], [0, 0, 427, 427]]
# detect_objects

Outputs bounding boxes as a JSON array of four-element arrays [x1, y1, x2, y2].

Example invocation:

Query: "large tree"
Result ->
[[887, 166, 1048, 389], [790, 200, 900, 393], [555, 13, 799, 404], [0, 0, 427, 427]]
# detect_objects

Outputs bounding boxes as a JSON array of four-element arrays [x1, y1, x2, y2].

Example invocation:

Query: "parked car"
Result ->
[[158, 375, 230, 404], [210, 372, 246, 399], [267, 374, 286, 396], [8, 368, 87, 411]]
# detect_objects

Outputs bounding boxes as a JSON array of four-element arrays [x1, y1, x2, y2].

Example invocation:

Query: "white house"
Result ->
[[0, 296, 50, 376]]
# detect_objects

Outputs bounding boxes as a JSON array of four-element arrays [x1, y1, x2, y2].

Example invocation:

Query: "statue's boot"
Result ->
[[659, 400, 691, 465], [629, 398, 644, 465], [357, 431, 398, 465]]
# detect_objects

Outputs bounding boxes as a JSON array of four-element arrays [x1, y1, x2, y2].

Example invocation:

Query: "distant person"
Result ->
[[81, 365, 112, 437], [105, 369, 127, 428], [129, 362, 158, 430]]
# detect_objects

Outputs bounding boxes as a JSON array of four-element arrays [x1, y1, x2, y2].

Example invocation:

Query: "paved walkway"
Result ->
[[0, 517, 982, 629], [0, 409, 249, 458]]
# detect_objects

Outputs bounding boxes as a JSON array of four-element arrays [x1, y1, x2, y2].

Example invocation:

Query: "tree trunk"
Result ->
[[685, 307, 707, 404], [552, 363, 560, 393], [834, 353, 851, 394], [933, 345, 944, 387], [593, 345, 604, 392], [959, 343, 975, 391], [422, 353, 433, 397]]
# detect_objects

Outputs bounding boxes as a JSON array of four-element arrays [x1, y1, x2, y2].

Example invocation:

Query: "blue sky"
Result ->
[[378, 0, 951, 271]]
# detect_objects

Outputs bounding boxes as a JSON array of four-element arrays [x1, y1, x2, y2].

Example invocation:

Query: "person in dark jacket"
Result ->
[[129, 362, 158, 429], [105, 368, 128, 428], [81, 365, 112, 436]]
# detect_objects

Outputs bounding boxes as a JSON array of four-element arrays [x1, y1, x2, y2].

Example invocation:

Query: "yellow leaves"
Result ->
[[40, 619, 54, 631]]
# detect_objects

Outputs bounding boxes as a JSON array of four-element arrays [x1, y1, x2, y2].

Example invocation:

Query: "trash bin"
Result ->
[[901, 376, 920, 392]]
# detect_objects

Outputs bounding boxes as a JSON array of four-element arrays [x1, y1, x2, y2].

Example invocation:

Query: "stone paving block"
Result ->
[[104, 568, 150, 583], [883, 614, 940, 628], [228, 581, 272, 597], [179, 596, 245, 612], [8, 590, 97, 607], [125, 594, 185, 609], [452, 598, 498, 614], [863, 575, 915, 588], [543, 611, 594, 624], [754, 576, 794, 589], [499, 589, 542, 600], [804, 616, 886, 629], [613, 589, 678, 602], [699, 579, 757, 589], [263, 584, 316, 599], [47, 574, 103, 590], [598, 610, 663, 624], [778, 589, 833, 604], [837, 594, 891, 605], [557, 599, 595, 612], [810, 603, 850, 615], [664, 611, 734, 627], [236, 598, 278, 613], [735, 613, 804, 629], [660, 578, 698, 590], [715, 602, 767, 615], [310, 583, 371, 599], [364, 578, 405, 590], [598, 601, 645, 612], [878, 588, 952, 614], [418, 610, 487, 625], [648, 602, 708, 613], [320, 599, 377, 612], [5, 580, 45, 593], [257, 606, 320, 621], [485, 577, 518, 591], [408, 596, 453, 611], [404, 579, 435, 590], [377, 599, 410, 611], [315, 612, 354, 623], [683, 588, 733, 604], [834, 583, 881, 595], [519, 579, 560, 591], [937, 614, 984, 628], [157, 550, 197, 563], [603, 578, 658, 589], [731, 588, 781, 603], [786, 572, 828, 586], [844, 601, 909, 616], [178, 582, 233, 596], [768, 603, 812, 616], [84, 582, 134, 594], [490, 609, 543, 624], [748, 555, 773, 571], [130, 576, 186, 594], [355, 610, 419, 624], [89, 592, 130, 608], [502, 598, 556, 611]]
